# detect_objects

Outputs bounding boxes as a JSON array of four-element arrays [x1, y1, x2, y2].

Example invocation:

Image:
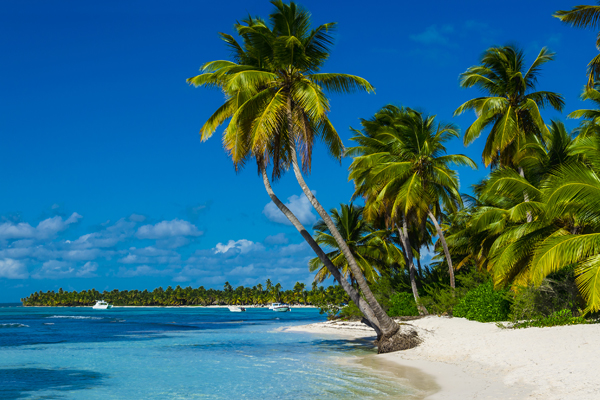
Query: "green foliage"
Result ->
[[513, 309, 590, 329], [509, 266, 585, 322], [21, 282, 348, 308], [454, 281, 511, 322], [309, 285, 349, 319], [418, 262, 489, 315], [388, 292, 419, 317], [339, 300, 363, 319]]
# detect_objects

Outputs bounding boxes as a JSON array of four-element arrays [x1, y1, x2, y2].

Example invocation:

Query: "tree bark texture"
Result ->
[[285, 97, 399, 338], [260, 165, 382, 337]]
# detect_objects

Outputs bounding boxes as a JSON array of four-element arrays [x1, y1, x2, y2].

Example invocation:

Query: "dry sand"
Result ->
[[286, 316, 600, 399]]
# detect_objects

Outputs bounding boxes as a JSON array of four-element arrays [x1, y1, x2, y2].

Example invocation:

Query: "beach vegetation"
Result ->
[[347, 105, 476, 313], [512, 309, 590, 329], [22, 281, 348, 307], [453, 281, 511, 322], [388, 292, 419, 317]]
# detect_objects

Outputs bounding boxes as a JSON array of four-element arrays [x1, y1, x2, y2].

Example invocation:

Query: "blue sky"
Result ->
[[0, 0, 594, 301]]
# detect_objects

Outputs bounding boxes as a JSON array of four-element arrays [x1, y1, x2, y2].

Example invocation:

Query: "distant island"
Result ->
[[21, 280, 347, 308]]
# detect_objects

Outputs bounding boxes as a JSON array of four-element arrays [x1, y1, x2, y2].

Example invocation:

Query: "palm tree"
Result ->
[[445, 121, 600, 312], [187, 1, 400, 342], [348, 106, 476, 311], [309, 204, 400, 285], [454, 45, 564, 169], [554, 5, 600, 87], [568, 83, 600, 138]]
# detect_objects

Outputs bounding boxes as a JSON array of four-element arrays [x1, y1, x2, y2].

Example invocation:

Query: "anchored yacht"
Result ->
[[92, 300, 112, 310]]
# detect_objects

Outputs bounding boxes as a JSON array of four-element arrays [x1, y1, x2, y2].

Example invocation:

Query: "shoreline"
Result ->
[[286, 316, 600, 399], [18, 305, 318, 309]]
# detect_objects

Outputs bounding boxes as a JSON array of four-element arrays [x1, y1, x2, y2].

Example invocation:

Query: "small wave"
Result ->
[[0, 323, 29, 328], [43, 323, 54, 325], [46, 316, 102, 320]]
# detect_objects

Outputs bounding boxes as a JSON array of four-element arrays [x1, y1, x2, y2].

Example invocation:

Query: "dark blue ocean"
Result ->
[[0, 304, 417, 399]]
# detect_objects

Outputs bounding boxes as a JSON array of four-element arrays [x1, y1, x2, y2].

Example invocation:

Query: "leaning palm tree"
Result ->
[[454, 45, 564, 169], [187, 1, 402, 345], [309, 204, 401, 285], [348, 105, 476, 311], [554, 5, 600, 87]]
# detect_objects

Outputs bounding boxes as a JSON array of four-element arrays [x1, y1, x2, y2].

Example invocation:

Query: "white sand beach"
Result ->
[[286, 316, 600, 399]]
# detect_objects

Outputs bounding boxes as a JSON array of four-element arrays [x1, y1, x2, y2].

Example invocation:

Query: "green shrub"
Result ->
[[388, 292, 419, 317], [339, 300, 363, 319], [454, 281, 510, 322], [509, 268, 585, 322], [419, 285, 464, 315], [513, 309, 589, 329]]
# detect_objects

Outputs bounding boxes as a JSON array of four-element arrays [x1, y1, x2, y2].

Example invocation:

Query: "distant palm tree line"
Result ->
[[21, 281, 347, 307]]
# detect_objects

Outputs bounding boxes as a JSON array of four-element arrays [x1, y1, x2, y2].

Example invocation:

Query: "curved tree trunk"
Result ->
[[286, 148, 399, 337], [427, 210, 455, 290], [260, 165, 382, 338], [397, 216, 428, 315], [285, 99, 398, 338]]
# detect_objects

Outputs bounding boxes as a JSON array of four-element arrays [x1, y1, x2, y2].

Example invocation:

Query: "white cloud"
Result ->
[[263, 193, 317, 226], [76, 262, 98, 278], [136, 219, 203, 239], [32, 260, 74, 280], [117, 265, 171, 278], [0, 259, 29, 279], [420, 246, 436, 261], [68, 218, 135, 249], [0, 222, 36, 239], [118, 246, 180, 265], [214, 239, 263, 255], [0, 213, 81, 240]]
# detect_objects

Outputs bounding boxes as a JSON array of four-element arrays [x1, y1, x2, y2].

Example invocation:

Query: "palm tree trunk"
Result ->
[[518, 167, 533, 223], [427, 210, 455, 290], [397, 216, 428, 315], [260, 164, 382, 337], [285, 99, 399, 338]]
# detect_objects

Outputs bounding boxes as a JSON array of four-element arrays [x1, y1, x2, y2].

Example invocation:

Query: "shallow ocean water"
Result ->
[[0, 304, 417, 399]]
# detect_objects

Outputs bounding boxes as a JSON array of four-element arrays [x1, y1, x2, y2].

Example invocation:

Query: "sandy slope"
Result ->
[[286, 316, 600, 399]]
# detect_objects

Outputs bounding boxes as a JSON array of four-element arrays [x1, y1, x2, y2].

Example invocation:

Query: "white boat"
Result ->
[[228, 306, 246, 312], [269, 303, 291, 312], [92, 300, 112, 310]]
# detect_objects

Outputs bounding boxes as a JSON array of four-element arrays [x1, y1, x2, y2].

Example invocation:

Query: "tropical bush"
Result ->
[[388, 292, 419, 317], [509, 267, 585, 322], [454, 281, 511, 322]]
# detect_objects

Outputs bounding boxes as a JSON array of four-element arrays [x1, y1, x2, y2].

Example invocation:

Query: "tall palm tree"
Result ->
[[348, 105, 476, 311], [554, 5, 600, 87], [186, 1, 397, 341], [309, 204, 400, 285], [454, 45, 564, 169]]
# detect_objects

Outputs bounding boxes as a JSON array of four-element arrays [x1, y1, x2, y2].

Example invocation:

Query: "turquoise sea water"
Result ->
[[0, 304, 417, 399]]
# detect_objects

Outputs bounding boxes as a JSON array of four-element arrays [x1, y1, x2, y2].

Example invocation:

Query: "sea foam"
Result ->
[[0, 323, 29, 328]]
